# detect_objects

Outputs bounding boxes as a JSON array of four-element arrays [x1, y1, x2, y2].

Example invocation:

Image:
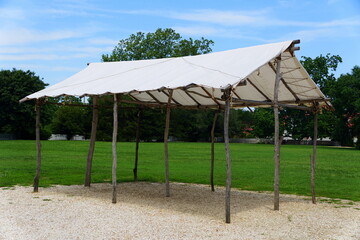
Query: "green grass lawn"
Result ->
[[0, 140, 359, 201]]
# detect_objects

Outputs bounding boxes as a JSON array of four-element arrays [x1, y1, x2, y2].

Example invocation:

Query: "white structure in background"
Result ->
[[71, 135, 85, 140], [49, 134, 85, 140], [49, 134, 67, 140]]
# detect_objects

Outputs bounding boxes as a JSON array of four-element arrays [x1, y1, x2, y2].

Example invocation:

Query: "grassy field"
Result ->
[[0, 140, 359, 201]]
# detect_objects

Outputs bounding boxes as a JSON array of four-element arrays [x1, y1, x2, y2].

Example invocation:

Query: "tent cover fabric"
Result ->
[[20, 40, 329, 109]]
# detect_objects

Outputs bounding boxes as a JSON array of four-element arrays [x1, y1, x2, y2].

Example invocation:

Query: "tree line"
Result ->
[[0, 28, 359, 148]]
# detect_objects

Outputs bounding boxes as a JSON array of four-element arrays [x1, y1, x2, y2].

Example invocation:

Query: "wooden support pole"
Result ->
[[85, 96, 99, 187], [311, 111, 318, 204], [112, 94, 119, 203], [273, 56, 282, 211], [33, 100, 42, 192], [223, 88, 232, 223], [133, 109, 141, 181], [210, 111, 219, 192], [164, 90, 173, 197]]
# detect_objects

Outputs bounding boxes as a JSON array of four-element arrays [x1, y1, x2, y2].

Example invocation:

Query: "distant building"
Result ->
[[49, 134, 67, 140], [49, 134, 85, 140]]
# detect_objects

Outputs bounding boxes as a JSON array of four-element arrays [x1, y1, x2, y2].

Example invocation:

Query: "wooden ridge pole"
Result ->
[[85, 96, 99, 187], [210, 110, 219, 192], [311, 106, 319, 204], [164, 89, 173, 197], [112, 94, 119, 203], [273, 56, 282, 211], [133, 109, 141, 181], [33, 99, 42, 192], [223, 88, 232, 223]]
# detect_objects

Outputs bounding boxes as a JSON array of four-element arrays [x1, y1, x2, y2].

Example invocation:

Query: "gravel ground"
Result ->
[[1, 182, 359, 240]]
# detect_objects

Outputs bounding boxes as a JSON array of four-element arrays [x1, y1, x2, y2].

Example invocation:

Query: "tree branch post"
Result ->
[[164, 89, 173, 197], [273, 56, 282, 211], [210, 110, 219, 192], [112, 94, 119, 203], [311, 107, 318, 204], [85, 96, 99, 187], [33, 99, 42, 192], [223, 88, 232, 223], [133, 109, 141, 181]]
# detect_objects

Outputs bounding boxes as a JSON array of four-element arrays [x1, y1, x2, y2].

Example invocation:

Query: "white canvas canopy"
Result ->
[[24, 40, 323, 224], [20, 40, 329, 109]]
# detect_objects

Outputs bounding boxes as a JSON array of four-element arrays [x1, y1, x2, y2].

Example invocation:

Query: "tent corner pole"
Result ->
[[223, 88, 232, 223], [33, 99, 42, 192], [112, 94, 119, 203], [164, 89, 173, 197], [210, 110, 219, 192], [133, 109, 141, 181], [311, 107, 318, 204], [85, 96, 99, 187], [273, 56, 282, 211]]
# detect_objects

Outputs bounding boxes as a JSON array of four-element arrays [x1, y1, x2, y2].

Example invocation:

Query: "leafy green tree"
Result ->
[[100, 28, 214, 141], [278, 54, 343, 141], [328, 66, 360, 147], [102, 28, 214, 61], [301, 54, 342, 93], [51, 107, 90, 140], [252, 108, 275, 138], [0, 69, 53, 139], [281, 109, 311, 141]]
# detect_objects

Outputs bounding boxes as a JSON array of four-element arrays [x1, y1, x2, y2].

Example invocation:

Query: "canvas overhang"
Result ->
[[20, 40, 329, 109]]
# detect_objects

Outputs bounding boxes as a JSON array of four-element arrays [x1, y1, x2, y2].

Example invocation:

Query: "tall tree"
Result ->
[[301, 54, 342, 94], [0, 69, 53, 139], [328, 66, 360, 147], [280, 54, 343, 141], [102, 28, 214, 61], [51, 97, 91, 140], [100, 28, 214, 141]]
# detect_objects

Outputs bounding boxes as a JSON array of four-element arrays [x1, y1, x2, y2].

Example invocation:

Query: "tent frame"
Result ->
[[31, 41, 323, 223]]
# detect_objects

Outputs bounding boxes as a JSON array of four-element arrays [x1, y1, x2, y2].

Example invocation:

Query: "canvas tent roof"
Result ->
[[25, 39, 324, 223], [20, 40, 329, 109]]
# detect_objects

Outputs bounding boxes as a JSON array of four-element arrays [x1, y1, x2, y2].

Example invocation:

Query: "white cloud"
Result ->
[[0, 53, 94, 61], [316, 17, 360, 27], [0, 63, 82, 73], [173, 26, 221, 36], [50, 66, 83, 72], [173, 26, 270, 43], [169, 9, 360, 29], [88, 38, 119, 45], [0, 28, 89, 46], [0, 7, 25, 20], [170, 9, 269, 26], [282, 28, 337, 42]]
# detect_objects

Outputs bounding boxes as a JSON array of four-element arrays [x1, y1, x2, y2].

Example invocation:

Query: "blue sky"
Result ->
[[1, 0, 359, 86]]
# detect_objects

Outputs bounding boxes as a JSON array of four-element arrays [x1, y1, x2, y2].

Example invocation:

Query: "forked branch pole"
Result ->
[[133, 109, 141, 181], [223, 88, 232, 224], [311, 112, 318, 204], [210, 111, 218, 192], [273, 56, 282, 211], [164, 90, 173, 197], [33, 100, 42, 192], [85, 96, 99, 187], [112, 94, 119, 203]]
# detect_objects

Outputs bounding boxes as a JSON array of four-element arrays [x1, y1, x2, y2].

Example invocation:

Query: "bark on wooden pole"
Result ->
[[210, 111, 218, 192], [133, 109, 141, 181], [33, 100, 42, 192], [311, 110, 318, 204], [85, 96, 99, 187], [273, 56, 282, 211], [112, 94, 119, 203], [223, 88, 232, 223], [164, 89, 173, 197]]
